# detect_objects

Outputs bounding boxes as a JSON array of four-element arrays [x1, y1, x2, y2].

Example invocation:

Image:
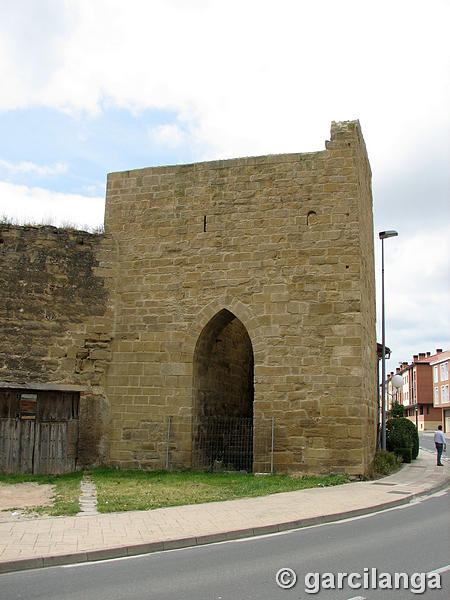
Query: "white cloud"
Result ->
[[0, 0, 448, 373], [0, 181, 104, 230], [82, 183, 107, 195], [375, 226, 450, 371], [149, 124, 186, 149], [0, 0, 448, 162], [0, 0, 74, 110], [0, 158, 68, 177]]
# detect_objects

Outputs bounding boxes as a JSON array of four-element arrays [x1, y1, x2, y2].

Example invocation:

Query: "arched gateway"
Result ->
[[192, 309, 254, 471]]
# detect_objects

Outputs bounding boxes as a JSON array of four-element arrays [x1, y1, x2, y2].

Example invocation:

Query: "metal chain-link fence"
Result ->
[[163, 416, 274, 473]]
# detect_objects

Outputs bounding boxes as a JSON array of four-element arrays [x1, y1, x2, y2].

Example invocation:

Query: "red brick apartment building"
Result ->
[[431, 350, 450, 432], [387, 349, 448, 431]]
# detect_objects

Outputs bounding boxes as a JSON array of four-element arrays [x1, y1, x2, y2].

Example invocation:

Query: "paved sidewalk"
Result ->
[[0, 450, 448, 574]]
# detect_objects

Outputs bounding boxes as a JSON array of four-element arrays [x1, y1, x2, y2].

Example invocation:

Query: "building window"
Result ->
[[440, 361, 448, 382], [434, 365, 439, 383], [434, 386, 440, 405], [443, 384, 450, 404]]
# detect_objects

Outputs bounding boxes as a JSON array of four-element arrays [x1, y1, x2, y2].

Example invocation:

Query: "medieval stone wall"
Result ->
[[0, 121, 377, 475], [104, 120, 377, 475], [0, 225, 113, 464]]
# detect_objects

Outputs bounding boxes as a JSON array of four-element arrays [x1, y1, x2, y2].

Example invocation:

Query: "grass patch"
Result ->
[[0, 215, 104, 233], [0, 471, 83, 516], [0, 469, 351, 516], [90, 468, 349, 513]]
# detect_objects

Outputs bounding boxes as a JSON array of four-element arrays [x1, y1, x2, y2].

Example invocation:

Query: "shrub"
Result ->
[[386, 417, 419, 459], [370, 450, 402, 477]]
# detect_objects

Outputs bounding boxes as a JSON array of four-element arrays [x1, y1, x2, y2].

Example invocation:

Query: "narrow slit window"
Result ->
[[203, 215, 207, 232], [307, 210, 317, 226]]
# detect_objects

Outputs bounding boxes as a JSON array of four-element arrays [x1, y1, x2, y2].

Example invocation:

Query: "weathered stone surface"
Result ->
[[0, 226, 114, 465], [0, 121, 377, 476], [103, 120, 377, 475]]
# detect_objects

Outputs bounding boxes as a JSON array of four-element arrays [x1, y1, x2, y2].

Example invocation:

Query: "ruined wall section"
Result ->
[[0, 225, 114, 464], [104, 120, 377, 475]]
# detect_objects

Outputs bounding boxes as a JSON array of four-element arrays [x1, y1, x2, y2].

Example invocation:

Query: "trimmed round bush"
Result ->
[[386, 417, 419, 460], [396, 447, 412, 463]]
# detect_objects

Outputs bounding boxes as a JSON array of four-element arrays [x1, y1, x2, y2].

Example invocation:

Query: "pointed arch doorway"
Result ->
[[192, 309, 254, 471]]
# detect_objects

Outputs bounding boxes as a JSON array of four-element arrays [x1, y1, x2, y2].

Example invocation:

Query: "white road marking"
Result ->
[[426, 563, 450, 575], [62, 555, 135, 568]]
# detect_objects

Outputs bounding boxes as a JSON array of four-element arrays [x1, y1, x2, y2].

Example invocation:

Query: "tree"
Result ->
[[389, 400, 404, 418]]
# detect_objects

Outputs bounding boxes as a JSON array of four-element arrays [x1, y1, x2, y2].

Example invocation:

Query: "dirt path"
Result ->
[[0, 482, 54, 515]]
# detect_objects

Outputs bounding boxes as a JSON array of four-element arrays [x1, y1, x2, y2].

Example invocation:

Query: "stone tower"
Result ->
[[102, 120, 377, 475]]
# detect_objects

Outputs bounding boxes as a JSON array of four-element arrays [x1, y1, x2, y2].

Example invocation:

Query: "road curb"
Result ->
[[1, 474, 448, 575]]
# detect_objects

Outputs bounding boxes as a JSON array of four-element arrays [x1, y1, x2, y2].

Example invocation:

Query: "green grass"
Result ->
[[90, 468, 350, 513], [0, 469, 350, 516], [0, 471, 83, 516]]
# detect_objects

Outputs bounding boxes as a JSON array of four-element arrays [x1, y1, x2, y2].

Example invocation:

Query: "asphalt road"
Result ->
[[420, 433, 438, 453], [1, 488, 449, 600]]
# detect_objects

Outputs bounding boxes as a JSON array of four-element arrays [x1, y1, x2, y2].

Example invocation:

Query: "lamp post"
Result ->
[[391, 373, 404, 414], [379, 230, 398, 450]]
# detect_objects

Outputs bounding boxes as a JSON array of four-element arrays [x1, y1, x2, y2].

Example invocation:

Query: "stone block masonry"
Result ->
[[0, 225, 114, 466], [0, 121, 377, 475], [104, 120, 377, 475]]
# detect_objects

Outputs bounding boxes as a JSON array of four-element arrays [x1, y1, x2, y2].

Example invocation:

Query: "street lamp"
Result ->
[[391, 374, 403, 397], [390, 373, 404, 410], [379, 230, 398, 450]]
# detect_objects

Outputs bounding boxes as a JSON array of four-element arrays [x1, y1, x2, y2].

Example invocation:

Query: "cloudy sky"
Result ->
[[0, 0, 448, 373]]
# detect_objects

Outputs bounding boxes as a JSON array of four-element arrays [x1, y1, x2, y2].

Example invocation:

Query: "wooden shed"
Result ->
[[0, 385, 80, 474]]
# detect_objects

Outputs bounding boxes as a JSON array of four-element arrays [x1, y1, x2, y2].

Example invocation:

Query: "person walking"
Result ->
[[434, 425, 446, 466]]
